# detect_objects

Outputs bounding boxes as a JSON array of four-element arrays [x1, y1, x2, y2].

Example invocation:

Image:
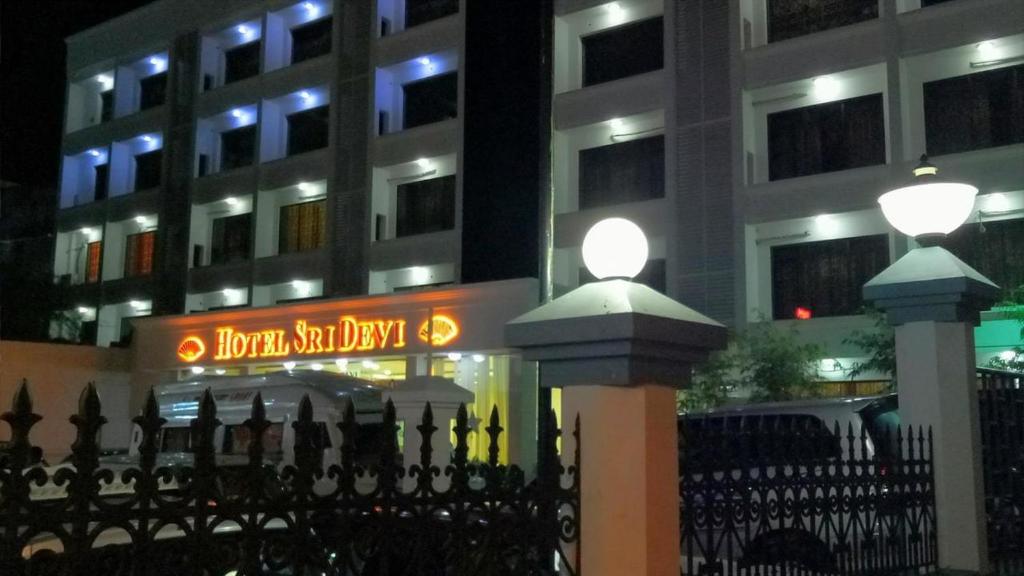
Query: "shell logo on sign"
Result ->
[[417, 314, 460, 346], [177, 336, 207, 362]]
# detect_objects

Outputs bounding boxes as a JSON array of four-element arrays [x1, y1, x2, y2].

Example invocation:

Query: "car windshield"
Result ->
[[681, 412, 840, 468]]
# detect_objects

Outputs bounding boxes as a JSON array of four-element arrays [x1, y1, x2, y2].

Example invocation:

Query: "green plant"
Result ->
[[843, 307, 896, 386], [678, 321, 824, 410], [987, 284, 1024, 373]]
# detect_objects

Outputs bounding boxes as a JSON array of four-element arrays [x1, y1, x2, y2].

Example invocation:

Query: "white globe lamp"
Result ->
[[581, 217, 649, 280], [878, 155, 978, 244]]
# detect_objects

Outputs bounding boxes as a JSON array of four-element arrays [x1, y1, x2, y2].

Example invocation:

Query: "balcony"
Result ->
[[766, 0, 877, 44]]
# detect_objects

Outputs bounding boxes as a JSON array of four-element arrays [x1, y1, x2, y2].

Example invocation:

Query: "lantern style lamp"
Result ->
[[581, 217, 649, 280], [877, 155, 978, 245]]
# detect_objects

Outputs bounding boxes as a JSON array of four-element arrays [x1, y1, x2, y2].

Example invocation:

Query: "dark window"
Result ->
[[279, 200, 326, 254], [924, 64, 1024, 157], [85, 242, 102, 284], [223, 422, 285, 455], [291, 17, 333, 64], [133, 150, 162, 191], [921, 0, 957, 6], [94, 163, 109, 201], [124, 231, 156, 278], [582, 17, 664, 87], [579, 135, 664, 209], [940, 219, 1024, 297], [405, 0, 459, 28], [402, 72, 457, 130], [100, 91, 113, 122], [396, 175, 455, 237], [286, 105, 329, 156], [224, 41, 261, 84], [220, 125, 256, 171], [768, 93, 885, 181], [681, 414, 841, 468], [139, 72, 167, 111], [771, 235, 889, 320], [581, 258, 666, 293], [210, 213, 252, 265], [767, 0, 878, 44]]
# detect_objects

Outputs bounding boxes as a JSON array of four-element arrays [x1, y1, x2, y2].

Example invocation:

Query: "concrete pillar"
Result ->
[[507, 279, 727, 576], [865, 246, 999, 575]]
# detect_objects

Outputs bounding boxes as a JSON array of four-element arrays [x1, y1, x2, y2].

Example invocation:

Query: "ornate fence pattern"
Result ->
[[978, 368, 1024, 575], [0, 381, 580, 576], [680, 420, 937, 575]]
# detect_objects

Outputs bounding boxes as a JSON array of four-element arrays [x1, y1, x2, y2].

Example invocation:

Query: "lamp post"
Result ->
[[864, 155, 998, 575], [506, 218, 726, 575]]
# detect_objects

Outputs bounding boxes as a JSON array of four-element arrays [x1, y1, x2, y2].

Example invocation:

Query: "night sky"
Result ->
[[1, 0, 154, 188]]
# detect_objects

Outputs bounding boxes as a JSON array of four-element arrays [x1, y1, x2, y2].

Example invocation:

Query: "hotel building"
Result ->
[[51, 0, 1022, 446]]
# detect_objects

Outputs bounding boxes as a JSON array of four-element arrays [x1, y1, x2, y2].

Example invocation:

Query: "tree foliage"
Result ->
[[842, 307, 896, 386]]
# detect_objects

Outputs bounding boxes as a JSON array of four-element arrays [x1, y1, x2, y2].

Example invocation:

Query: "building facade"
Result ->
[[52, 0, 1022, 402], [549, 0, 1023, 381]]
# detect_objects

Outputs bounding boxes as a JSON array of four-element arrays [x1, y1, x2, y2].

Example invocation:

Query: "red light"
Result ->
[[794, 307, 813, 320]]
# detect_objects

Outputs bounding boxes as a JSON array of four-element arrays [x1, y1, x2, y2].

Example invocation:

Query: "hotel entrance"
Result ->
[[130, 278, 540, 465]]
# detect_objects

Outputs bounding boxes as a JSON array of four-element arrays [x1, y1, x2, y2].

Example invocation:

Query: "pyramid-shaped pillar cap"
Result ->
[[505, 280, 727, 389], [863, 246, 1000, 326]]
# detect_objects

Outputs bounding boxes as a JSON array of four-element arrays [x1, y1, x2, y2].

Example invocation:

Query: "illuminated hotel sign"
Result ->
[[176, 314, 459, 363]]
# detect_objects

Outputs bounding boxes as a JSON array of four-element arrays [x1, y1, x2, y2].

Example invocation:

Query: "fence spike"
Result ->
[[486, 405, 503, 468], [192, 388, 220, 474], [244, 392, 270, 466], [417, 402, 437, 476], [293, 393, 320, 475], [1, 379, 41, 470], [69, 383, 107, 474], [133, 388, 166, 471]]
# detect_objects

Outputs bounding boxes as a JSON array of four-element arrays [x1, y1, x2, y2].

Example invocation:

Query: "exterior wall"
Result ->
[[0, 341, 132, 461]]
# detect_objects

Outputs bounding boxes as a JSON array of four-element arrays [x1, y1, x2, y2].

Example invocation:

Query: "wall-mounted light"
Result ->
[[415, 158, 431, 169], [609, 118, 624, 130], [148, 56, 167, 72], [141, 135, 154, 143], [447, 352, 463, 361], [361, 359, 379, 370], [215, 368, 226, 375], [986, 193, 1010, 212], [230, 108, 243, 119], [311, 362, 324, 371], [812, 76, 839, 100], [302, 1, 320, 17], [411, 266, 430, 284], [222, 288, 240, 299], [815, 214, 838, 235], [96, 74, 114, 90], [129, 300, 148, 309], [299, 90, 312, 100], [225, 196, 239, 205], [80, 227, 92, 235], [335, 358, 348, 370], [77, 306, 91, 314], [236, 24, 250, 35], [190, 366, 206, 375], [283, 361, 297, 371], [607, 2, 626, 24], [977, 40, 996, 56], [134, 215, 147, 224], [88, 149, 101, 157], [472, 354, 486, 363]]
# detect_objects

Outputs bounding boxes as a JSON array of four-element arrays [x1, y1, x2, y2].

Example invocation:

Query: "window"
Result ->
[[124, 231, 156, 278], [579, 135, 664, 209], [161, 428, 191, 453], [768, 93, 885, 181], [133, 150, 162, 191], [767, 0, 877, 44], [940, 219, 1024, 296], [139, 72, 167, 110], [396, 175, 456, 237], [94, 164, 109, 201], [405, 0, 459, 28], [223, 422, 285, 455], [286, 105, 329, 156], [402, 72, 457, 130], [85, 242, 102, 284], [924, 64, 1024, 157], [582, 17, 664, 87], [291, 17, 333, 64], [581, 258, 666, 293], [771, 234, 889, 320], [224, 41, 261, 84], [279, 200, 326, 254], [100, 91, 113, 122], [220, 125, 257, 171], [210, 213, 252, 265]]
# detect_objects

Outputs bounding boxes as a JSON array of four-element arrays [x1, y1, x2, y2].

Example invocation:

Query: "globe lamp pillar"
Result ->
[[506, 218, 727, 576], [864, 156, 997, 575]]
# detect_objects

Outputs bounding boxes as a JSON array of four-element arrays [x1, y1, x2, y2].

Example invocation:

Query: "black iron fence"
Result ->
[[978, 368, 1024, 575], [0, 381, 580, 576], [680, 419, 937, 575]]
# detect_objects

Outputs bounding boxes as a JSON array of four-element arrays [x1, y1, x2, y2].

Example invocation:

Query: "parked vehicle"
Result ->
[[678, 394, 909, 574]]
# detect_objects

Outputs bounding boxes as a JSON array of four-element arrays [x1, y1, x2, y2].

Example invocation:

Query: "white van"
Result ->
[[126, 371, 387, 470]]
